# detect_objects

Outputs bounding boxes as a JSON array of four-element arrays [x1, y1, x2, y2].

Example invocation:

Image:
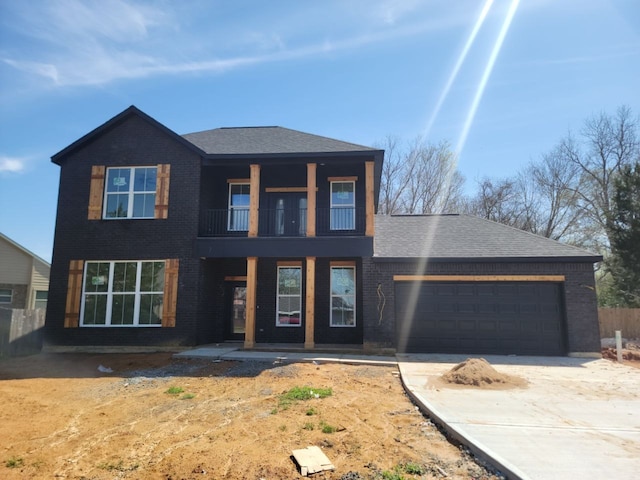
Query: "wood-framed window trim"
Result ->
[[276, 262, 302, 328], [228, 182, 251, 232], [88, 164, 170, 220], [330, 180, 356, 230], [330, 261, 356, 328], [64, 259, 178, 328]]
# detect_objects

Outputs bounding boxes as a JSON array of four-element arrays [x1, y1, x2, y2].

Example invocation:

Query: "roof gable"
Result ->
[[51, 106, 204, 165], [374, 214, 601, 262], [182, 126, 379, 156], [0, 232, 51, 268]]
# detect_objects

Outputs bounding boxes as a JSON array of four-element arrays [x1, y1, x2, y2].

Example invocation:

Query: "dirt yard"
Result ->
[[0, 353, 500, 480], [601, 338, 640, 369]]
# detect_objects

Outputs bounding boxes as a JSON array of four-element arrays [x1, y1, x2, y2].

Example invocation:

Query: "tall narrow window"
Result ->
[[277, 266, 302, 326], [228, 183, 250, 231], [81, 260, 165, 326], [104, 167, 157, 219], [330, 181, 355, 230], [330, 266, 355, 327]]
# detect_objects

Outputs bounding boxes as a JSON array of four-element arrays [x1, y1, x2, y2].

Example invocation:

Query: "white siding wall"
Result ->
[[0, 239, 30, 284]]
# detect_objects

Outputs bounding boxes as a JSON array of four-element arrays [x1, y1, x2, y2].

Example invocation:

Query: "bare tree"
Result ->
[[463, 177, 529, 229], [521, 146, 585, 242], [376, 136, 464, 215], [559, 106, 639, 250]]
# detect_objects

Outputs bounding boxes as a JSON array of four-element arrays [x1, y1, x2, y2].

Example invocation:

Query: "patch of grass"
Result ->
[[381, 470, 405, 480], [180, 393, 196, 400], [165, 386, 184, 395], [97, 460, 139, 472], [276, 386, 332, 411], [278, 424, 287, 432], [398, 462, 424, 475], [283, 386, 332, 401], [305, 407, 317, 416], [5, 456, 24, 468], [302, 422, 315, 431], [320, 421, 336, 434]]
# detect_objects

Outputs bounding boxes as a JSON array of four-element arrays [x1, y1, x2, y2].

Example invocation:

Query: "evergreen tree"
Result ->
[[609, 162, 640, 306]]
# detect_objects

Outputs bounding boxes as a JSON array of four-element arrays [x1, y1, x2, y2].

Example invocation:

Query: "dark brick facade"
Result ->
[[362, 258, 600, 353], [46, 114, 203, 347], [45, 107, 601, 356]]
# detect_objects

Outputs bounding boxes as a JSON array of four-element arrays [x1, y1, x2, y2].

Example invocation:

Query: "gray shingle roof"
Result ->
[[182, 126, 378, 155], [374, 214, 601, 261]]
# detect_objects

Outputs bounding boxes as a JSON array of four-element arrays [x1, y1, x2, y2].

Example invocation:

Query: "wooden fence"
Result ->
[[0, 307, 45, 357], [599, 308, 640, 338]]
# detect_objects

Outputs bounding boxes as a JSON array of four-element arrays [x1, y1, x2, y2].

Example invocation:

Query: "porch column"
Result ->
[[306, 163, 316, 237], [305, 256, 316, 349], [365, 161, 375, 236], [249, 164, 260, 237], [244, 256, 258, 348]]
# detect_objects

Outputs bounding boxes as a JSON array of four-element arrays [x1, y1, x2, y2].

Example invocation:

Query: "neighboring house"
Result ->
[[0, 232, 50, 310], [45, 106, 602, 356]]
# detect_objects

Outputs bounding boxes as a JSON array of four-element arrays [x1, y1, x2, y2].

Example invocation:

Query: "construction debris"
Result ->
[[291, 446, 335, 476]]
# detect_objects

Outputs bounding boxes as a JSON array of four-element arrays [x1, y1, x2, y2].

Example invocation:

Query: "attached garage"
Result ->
[[364, 215, 603, 356], [394, 277, 566, 355]]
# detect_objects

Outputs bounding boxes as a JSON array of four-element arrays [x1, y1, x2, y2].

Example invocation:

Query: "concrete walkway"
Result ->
[[173, 345, 396, 366], [175, 346, 640, 479], [398, 354, 640, 479]]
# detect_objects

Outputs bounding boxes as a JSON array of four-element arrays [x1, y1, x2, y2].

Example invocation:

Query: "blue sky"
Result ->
[[0, 0, 638, 262]]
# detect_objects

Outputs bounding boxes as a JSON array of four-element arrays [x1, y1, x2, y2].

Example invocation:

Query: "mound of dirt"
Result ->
[[441, 358, 526, 388]]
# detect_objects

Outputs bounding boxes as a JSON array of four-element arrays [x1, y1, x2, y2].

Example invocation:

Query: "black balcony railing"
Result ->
[[199, 207, 365, 237]]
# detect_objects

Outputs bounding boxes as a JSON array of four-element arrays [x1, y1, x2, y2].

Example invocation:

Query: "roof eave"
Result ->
[[372, 255, 603, 264], [201, 149, 383, 161]]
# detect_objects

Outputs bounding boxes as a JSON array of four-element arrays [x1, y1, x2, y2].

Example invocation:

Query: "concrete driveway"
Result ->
[[397, 354, 640, 479]]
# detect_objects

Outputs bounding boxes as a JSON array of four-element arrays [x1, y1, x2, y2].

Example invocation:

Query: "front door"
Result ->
[[268, 193, 307, 236], [226, 283, 246, 341]]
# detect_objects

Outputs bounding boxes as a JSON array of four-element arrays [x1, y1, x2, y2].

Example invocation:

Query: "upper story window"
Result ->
[[104, 167, 157, 219], [0, 288, 12, 304], [330, 181, 355, 230], [228, 183, 250, 231]]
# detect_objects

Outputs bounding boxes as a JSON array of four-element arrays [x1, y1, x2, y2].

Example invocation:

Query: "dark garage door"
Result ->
[[395, 282, 566, 355]]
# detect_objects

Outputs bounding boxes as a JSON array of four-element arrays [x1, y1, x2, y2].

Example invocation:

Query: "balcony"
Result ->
[[199, 207, 366, 237]]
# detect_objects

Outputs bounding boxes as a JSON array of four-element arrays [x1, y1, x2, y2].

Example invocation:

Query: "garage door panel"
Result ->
[[396, 281, 566, 355]]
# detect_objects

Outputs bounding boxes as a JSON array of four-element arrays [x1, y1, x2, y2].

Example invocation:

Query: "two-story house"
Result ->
[[45, 106, 603, 356], [46, 106, 381, 351]]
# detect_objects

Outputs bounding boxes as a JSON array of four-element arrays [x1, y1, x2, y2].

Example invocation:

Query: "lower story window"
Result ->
[[0, 288, 12, 304], [34, 291, 48, 309], [81, 260, 164, 326], [331, 265, 356, 327], [277, 266, 302, 326]]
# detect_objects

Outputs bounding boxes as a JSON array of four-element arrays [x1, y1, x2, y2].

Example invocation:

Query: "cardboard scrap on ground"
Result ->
[[291, 446, 335, 476]]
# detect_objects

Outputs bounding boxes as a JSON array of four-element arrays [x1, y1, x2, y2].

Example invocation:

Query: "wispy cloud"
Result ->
[[1, 0, 468, 88], [0, 156, 28, 174]]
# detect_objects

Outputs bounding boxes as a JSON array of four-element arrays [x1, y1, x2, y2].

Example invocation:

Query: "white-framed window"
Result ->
[[104, 167, 157, 219], [276, 266, 302, 327], [330, 265, 356, 327], [81, 260, 165, 326], [34, 291, 48, 309], [228, 183, 250, 231], [330, 181, 355, 230], [0, 288, 12, 304]]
